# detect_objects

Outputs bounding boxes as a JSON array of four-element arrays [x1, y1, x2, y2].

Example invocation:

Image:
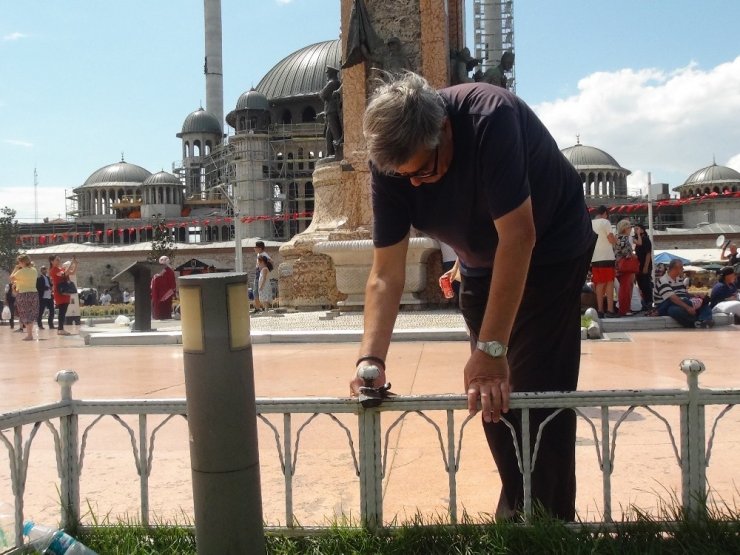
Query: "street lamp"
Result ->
[[214, 185, 243, 272]]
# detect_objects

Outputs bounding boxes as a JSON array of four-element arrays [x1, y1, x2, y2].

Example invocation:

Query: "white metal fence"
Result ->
[[1, 359, 738, 551]]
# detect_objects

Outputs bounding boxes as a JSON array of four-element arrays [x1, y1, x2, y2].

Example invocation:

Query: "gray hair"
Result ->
[[616, 219, 632, 235], [363, 72, 446, 172]]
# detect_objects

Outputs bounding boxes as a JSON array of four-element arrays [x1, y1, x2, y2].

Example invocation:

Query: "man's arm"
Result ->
[[465, 197, 536, 423], [657, 278, 696, 315], [349, 233, 409, 395], [667, 291, 695, 314]]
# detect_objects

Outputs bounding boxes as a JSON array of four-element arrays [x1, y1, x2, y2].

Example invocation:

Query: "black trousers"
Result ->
[[636, 272, 653, 309], [37, 297, 55, 328], [57, 303, 69, 331], [459, 245, 593, 521]]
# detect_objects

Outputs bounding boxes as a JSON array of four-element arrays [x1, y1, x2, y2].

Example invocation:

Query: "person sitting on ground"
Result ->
[[709, 266, 740, 324], [590, 206, 617, 318], [654, 259, 713, 328]]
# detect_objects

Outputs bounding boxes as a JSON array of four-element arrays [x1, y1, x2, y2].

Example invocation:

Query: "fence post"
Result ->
[[358, 407, 382, 529], [55, 370, 80, 531], [680, 359, 706, 520]]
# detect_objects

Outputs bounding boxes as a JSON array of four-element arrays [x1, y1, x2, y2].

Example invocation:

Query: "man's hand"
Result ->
[[350, 364, 387, 397], [464, 349, 510, 423], [438, 267, 456, 289]]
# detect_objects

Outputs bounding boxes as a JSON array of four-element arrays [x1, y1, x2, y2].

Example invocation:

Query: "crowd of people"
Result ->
[[2, 255, 81, 339], [588, 205, 740, 327]]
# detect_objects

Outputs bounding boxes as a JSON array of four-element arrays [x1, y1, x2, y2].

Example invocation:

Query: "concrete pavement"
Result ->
[[1, 313, 738, 529]]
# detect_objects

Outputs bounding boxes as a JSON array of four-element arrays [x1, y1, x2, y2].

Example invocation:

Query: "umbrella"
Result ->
[[654, 252, 691, 265], [701, 263, 725, 271]]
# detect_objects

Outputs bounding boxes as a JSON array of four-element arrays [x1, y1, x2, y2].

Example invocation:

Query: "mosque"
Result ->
[[41, 39, 342, 248]]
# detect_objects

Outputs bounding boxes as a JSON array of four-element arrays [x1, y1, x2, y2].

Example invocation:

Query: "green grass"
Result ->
[[67, 505, 740, 555]]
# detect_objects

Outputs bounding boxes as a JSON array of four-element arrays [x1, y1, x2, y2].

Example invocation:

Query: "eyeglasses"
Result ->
[[388, 146, 439, 180]]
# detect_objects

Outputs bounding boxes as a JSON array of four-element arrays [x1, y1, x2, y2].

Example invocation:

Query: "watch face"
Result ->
[[489, 343, 504, 357], [479, 341, 505, 357]]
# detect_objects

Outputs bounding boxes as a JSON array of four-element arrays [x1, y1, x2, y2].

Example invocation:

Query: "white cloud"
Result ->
[[727, 153, 740, 172], [2, 32, 27, 41], [274, 0, 293, 4], [3, 139, 33, 148], [0, 187, 69, 222], [534, 56, 740, 187]]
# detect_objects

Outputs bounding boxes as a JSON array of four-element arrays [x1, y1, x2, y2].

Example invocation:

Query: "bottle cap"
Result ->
[[22, 521, 35, 536]]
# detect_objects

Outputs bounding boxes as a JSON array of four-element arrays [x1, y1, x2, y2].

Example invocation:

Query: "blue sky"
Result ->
[[2, 0, 739, 221]]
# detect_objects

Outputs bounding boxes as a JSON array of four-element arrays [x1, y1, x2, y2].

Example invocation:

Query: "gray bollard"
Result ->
[[179, 272, 265, 554]]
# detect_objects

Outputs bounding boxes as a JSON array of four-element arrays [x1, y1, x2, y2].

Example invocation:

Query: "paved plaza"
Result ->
[[1, 311, 738, 529]]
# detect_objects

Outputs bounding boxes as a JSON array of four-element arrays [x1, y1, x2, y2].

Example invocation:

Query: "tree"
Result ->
[[147, 214, 176, 263], [0, 207, 21, 273]]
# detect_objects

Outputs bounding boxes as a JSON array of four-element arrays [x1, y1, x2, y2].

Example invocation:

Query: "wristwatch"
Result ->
[[476, 340, 508, 358]]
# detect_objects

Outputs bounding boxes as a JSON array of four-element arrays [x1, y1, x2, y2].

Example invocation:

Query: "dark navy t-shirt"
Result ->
[[371, 83, 592, 274]]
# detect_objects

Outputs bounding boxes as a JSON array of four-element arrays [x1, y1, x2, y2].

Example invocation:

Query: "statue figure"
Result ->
[[478, 50, 515, 89], [319, 65, 343, 157], [450, 47, 482, 85], [342, 0, 384, 70], [376, 37, 411, 75]]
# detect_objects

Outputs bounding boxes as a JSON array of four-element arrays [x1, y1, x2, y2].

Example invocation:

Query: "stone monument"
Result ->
[[278, 0, 464, 309]]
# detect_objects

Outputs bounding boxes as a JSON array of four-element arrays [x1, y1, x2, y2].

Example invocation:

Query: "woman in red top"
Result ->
[[48, 255, 71, 335]]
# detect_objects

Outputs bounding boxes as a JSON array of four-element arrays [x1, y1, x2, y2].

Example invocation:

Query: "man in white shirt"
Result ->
[[99, 290, 112, 306], [590, 205, 617, 317]]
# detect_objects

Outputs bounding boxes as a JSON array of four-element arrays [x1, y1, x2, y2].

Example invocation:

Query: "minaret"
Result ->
[[203, 0, 224, 130]]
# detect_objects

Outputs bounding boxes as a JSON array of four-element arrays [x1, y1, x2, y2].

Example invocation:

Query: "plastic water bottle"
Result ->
[[22, 521, 97, 555]]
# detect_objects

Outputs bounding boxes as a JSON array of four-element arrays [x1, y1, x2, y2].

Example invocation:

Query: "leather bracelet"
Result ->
[[356, 355, 386, 369]]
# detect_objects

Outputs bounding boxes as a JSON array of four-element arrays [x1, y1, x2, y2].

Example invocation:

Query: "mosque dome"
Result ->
[[178, 108, 222, 136], [255, 39, 341, 101], [235, 89, 270, 111], [681, 163, 740, 187], [143, 171, 181, 187], [80, 160, 151, 188], [674, 162, 740, 197], [561, 143, 628, 172]]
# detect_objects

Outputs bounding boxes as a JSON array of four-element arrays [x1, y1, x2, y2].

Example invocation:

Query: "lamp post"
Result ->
[[179, 272, 265, 554], [215, 185, 243, 272]]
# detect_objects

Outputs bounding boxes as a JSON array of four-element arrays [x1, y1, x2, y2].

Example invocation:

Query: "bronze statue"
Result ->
[[450, 47, 482, 85], [478, 51, 515, 89], [319, 65, 343, 157]]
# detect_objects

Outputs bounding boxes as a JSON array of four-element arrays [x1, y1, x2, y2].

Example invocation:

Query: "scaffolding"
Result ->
[[198, 122, 323, 241], [473, 0, 516, 92]]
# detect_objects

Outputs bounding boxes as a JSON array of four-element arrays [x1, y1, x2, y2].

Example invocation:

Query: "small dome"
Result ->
[[235, 89, 270, 111], [178, 108, 222, 136], [561, 143, 628, 171], [256, 39, 341, 101], [81, 161, 151, 188], [682, 163, 740, 187], [143, 171, 181, 187]]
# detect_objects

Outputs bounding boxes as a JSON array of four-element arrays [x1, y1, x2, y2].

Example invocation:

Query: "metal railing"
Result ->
[[1, 359, 738, 551]]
